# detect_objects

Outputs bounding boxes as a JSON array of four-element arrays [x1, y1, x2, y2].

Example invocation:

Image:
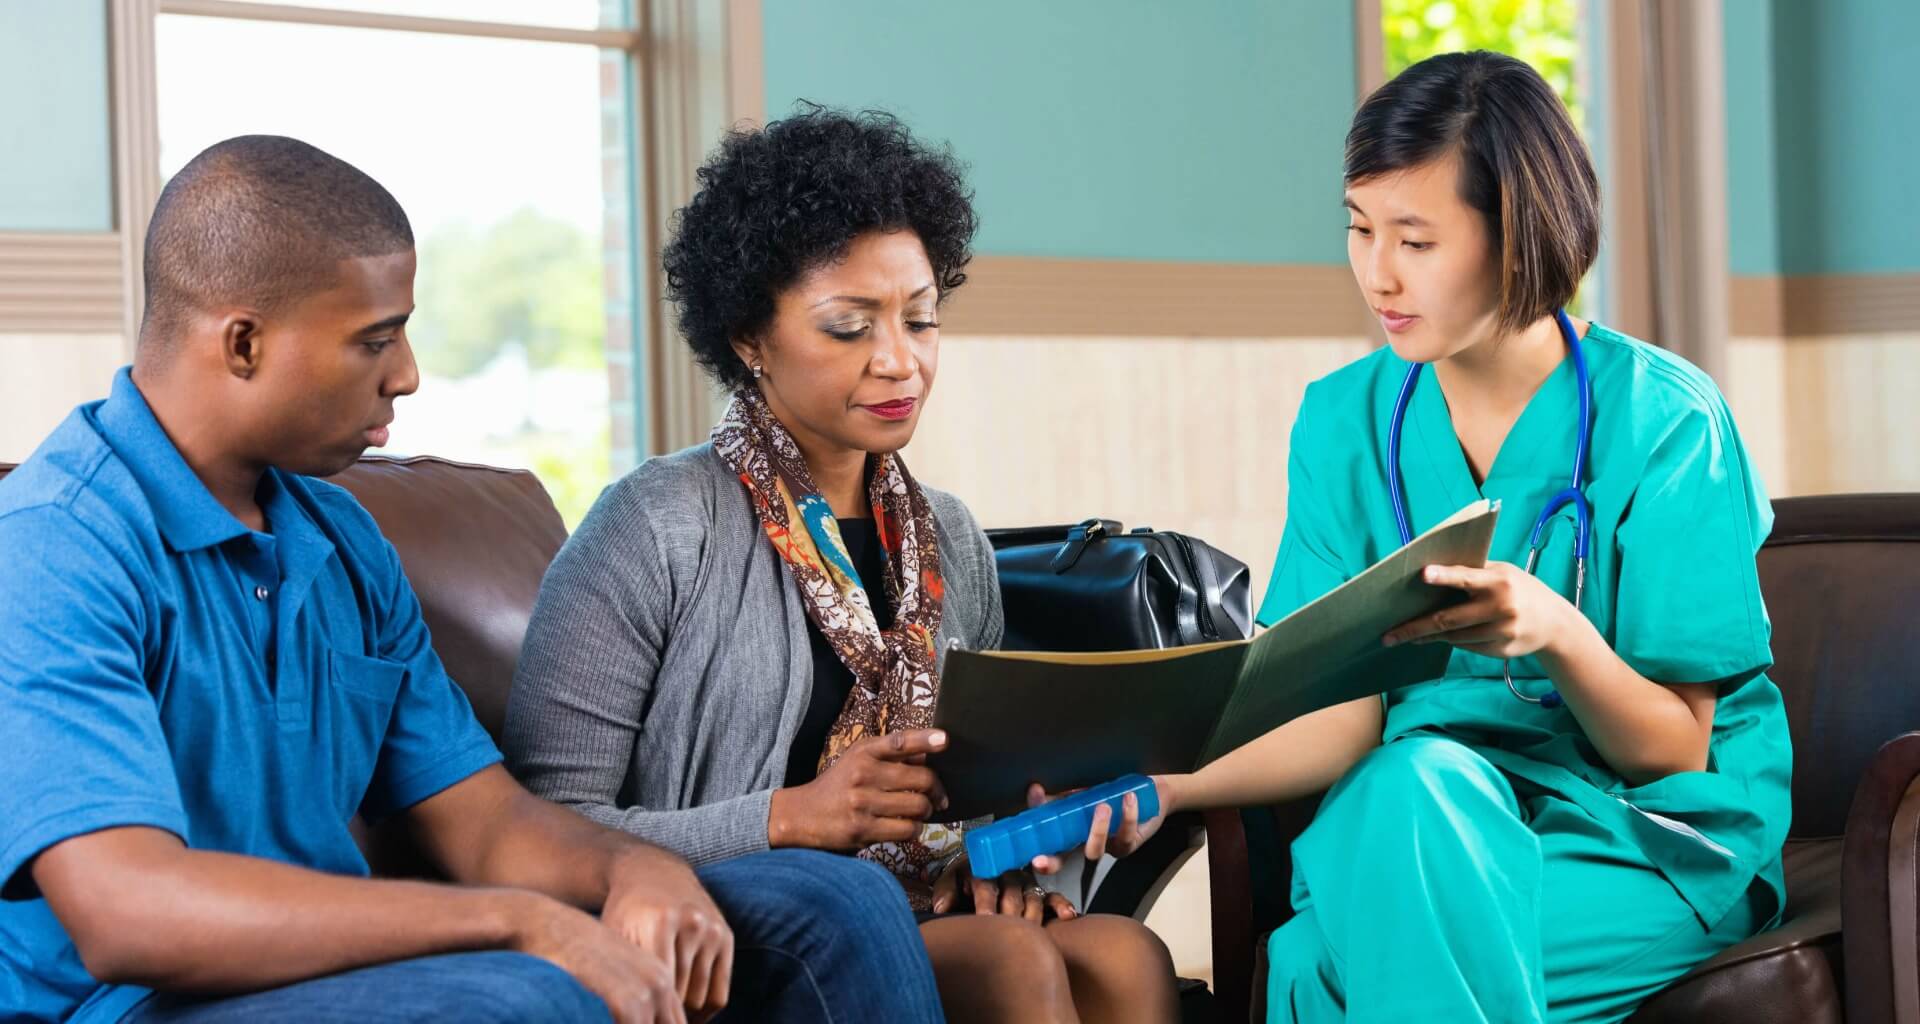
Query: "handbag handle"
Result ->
[[1050, 518, 1122, 574]]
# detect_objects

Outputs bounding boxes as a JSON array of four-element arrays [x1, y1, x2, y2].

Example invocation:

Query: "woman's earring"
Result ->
[[751, 363, 764, 380]]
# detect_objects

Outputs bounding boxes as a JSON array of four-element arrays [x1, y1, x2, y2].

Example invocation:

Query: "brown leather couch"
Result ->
[[1204, 492, 1920, 1024], [320, 456, 572, 874], [5, 455, 1914, 1022]]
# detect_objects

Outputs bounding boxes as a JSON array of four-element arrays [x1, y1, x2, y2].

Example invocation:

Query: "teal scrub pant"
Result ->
[[1266, 736, 1763, 1023]]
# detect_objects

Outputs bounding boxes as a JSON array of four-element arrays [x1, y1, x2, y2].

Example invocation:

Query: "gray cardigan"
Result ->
[[503, 443, 1005, 866]]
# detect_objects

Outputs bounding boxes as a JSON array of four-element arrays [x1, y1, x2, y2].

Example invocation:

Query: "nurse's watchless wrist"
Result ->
[[1538, 597, 1600, 669], [1154, 774, 1185, 816]]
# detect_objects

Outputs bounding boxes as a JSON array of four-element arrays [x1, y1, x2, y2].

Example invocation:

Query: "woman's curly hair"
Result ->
[[661, 103, 978, 391]]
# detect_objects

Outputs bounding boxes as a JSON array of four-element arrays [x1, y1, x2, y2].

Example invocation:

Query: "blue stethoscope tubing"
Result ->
[[1387, 309, 1591, 708]]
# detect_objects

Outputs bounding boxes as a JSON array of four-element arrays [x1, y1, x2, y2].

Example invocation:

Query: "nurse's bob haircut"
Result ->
[[1345, 51, 1600, 335]]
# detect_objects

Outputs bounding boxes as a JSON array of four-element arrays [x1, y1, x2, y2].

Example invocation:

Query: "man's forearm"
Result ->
[[470, 790, 688, 910], [34, 827, 545, 994], [411, 766, 691, 912]]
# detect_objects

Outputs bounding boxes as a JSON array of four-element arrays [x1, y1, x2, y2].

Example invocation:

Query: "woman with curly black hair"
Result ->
[[505, 106, 1180, 1023]]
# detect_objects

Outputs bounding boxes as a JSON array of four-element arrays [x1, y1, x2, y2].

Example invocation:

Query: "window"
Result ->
[[1378, 0, 1593, 314], [229, 1, 611, 30], [154, 2, 641, 525], [1382, 0, 1583, 127]]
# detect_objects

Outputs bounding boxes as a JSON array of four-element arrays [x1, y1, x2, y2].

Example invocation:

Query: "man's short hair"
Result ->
[[139, 135, 413, 350]]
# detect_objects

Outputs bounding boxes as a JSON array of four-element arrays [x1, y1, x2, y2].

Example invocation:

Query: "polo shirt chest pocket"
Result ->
[[324, 649, 406, 807]]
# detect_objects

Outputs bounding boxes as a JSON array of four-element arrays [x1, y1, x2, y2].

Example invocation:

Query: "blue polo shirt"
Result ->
[[0, 369, 501, 1023]]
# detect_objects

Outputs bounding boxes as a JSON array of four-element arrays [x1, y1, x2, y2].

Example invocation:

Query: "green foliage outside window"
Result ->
[[410, 209, 604, 379], [1382, 0, 1583, 130], [409, 209, 610, 528], [1381, 0, 1592, 314]]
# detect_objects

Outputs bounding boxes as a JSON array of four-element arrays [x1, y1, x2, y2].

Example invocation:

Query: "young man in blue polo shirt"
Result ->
[[0, 136, 943, 1024]]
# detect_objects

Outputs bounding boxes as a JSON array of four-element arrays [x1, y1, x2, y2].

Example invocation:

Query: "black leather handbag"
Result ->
[[986, 518, 1255, 652]]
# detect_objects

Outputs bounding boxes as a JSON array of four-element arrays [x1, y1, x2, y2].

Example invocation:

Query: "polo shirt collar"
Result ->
[[91, 367, 252, 553]]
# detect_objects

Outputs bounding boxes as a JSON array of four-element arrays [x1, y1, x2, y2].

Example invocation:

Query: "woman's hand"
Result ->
[[1382, 563, 1580, 659], [767, 730, 949, 851], [1025, 776, 1177, 876], [929, 853, 1076, 921]]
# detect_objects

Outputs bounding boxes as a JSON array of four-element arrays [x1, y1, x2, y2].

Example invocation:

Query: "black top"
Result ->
[[785, 518, 894, 786]]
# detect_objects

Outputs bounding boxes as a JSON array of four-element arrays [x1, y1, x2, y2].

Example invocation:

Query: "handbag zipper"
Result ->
[[1166, 532, 1218, 641]]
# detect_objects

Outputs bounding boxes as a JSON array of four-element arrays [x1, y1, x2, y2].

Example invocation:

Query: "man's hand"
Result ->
[[600, 850, 733, 1022], [768, 729, 950, 850], [509, 890, 687, 1024], [407, 770, 734, 1020]]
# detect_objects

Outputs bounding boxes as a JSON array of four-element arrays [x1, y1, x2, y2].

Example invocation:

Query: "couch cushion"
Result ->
[[328, 456, 566, 876], [1626, 838, 1843, 1023], [329, 455, 567, 741], [1759, 494, 1920, 839]]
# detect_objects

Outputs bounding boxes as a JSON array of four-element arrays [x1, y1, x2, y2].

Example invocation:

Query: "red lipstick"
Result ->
[[861, 398, 917, 421]]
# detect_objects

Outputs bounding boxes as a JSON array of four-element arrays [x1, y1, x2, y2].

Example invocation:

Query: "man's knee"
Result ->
[[454, 953, 607, 1023], [125, 952, 608, 1024]]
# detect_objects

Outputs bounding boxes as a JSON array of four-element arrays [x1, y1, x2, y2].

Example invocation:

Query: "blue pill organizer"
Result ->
[[964, 774, 1161, 879]]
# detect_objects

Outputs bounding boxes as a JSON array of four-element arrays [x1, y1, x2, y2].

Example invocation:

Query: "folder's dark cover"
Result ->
[[930, 501, 1498, 819]]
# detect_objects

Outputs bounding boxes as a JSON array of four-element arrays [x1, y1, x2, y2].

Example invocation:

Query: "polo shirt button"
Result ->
[[254, 586, 270, 601]]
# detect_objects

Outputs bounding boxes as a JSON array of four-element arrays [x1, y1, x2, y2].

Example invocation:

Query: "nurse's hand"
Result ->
[[1383, 562, 1579, 658], [1025, 776, 1176, 874]]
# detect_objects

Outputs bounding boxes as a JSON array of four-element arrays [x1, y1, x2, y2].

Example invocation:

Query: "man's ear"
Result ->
[[218, 311, 265, 380]]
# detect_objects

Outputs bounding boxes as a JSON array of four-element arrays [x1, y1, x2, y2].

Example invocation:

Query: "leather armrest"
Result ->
[[1206, 793, 1325, 1024], [1085, 811, 1208, 921], [1843, 730, 1920, 1024], [1205, 808, 1255, 1024]]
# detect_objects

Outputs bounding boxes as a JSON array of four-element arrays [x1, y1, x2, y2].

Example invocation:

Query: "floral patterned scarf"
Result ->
[[711, 387, 960, 908]]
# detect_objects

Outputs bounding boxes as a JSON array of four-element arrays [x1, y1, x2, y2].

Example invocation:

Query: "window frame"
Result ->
[[0, 0, 761, 468]]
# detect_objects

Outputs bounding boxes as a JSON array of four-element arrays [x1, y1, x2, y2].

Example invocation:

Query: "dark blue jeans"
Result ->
[[123, 850, 943, 1023]]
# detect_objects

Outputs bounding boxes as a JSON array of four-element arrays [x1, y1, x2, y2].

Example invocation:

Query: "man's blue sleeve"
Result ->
[[0, 507, 186, 898]]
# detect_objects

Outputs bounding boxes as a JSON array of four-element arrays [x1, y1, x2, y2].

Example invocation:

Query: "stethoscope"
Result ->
[[1387, 309, 1590, 709]]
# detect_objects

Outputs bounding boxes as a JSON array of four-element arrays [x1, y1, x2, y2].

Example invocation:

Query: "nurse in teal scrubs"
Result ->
[[1054, 51, 1793, 1023]]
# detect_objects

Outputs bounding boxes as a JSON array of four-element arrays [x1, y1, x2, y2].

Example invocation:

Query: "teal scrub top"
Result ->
[[1256, 322, 1793, 930]]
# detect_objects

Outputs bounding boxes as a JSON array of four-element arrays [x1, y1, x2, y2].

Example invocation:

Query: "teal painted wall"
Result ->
[[763, 0, 1356, 266], [0, 1, 114, 231], [1723, 0, 1781, 277], [1767, 0, 1920, 275], [766, 1, 1918, 278]]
